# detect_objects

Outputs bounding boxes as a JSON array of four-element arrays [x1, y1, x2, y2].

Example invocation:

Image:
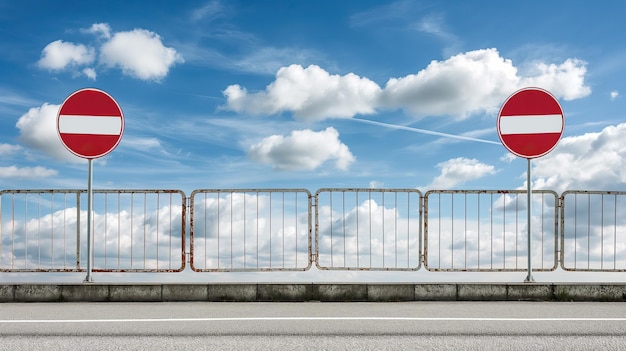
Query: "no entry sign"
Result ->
[[497, 87, 564, 159], [57, 88, 124, 159]]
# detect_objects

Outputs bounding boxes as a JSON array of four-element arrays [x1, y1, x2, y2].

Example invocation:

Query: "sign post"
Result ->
[[57, 88, 124, 282], [497, 87, 564, 282]]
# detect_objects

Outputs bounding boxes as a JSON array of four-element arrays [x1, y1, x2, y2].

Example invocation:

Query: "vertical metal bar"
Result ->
[[24, 193, 28, 269], [282, 191, 285, 268], [342, 191, 346, 266], [515, 193, 519, 269], [464, 193, 467, 269], [130, 192, 134, 269], [587, 194, 591, 269], [438, 193, 441, 269], [104, 193, 108, 269], [614, 194, 617, 270], [367, 191, 372, 267], [230, 193, 234, 268], [243, 192, 247, 268], [329, 191, 333, 266], [477, 194, 481, 268], [204, 192, 208, 270], [293, 192, 296, 268], [382, 191, 385, 268], [117, 193, 121, 269], [85, 159, 94, 282], [63, 194, 67, 268], [394, 191, 398, 268], [143, 193, 147, 269], [217, 192, 221, 269], [156, 192, 160, 270], [50, 194, 54, 267], [356, 191, 359, 268], [490, 193, 493, 269], [451, 193, 454, 269], [601, 193, 604, 270], [574, 193, 578, 268], [269, 192, 272, 269], [76, 192, 81, 270], [525, 158, 534, 282]]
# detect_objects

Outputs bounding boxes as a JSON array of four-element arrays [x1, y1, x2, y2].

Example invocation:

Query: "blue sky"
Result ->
[[2, 0, 626, 196]]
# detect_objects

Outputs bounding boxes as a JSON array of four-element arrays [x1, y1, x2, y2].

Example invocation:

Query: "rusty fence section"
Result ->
[[315, 189, 422, 270], [189, 189, 312, 272], [424, 190, 559, 272], [0, 189, 186, 272], [3, 188, 626, 274], [561, 191, 626, 272]]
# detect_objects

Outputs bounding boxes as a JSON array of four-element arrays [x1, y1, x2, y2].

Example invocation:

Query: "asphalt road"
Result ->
[[1, 301, 625, 350]]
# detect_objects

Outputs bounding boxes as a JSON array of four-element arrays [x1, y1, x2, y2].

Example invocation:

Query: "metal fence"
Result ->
[[315, 189, 422, 270], [424, 190, 558, 272], [189, 189, 312, 272], [561, 191, 626, 272], [0, 189, 185, 272], [2, 188, 626, 274]]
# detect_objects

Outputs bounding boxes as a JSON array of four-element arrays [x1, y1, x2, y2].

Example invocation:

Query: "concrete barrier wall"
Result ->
[[1, 283, 625, 302]]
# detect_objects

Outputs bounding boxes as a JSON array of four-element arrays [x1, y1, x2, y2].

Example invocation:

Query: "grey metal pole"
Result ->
[[84, 159, 94, 283], [525, 158, 535, 283]]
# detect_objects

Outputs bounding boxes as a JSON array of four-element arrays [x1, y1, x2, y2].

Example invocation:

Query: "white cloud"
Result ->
[[222, 49, 590, 121], [0, 143, 22, 156], [82, 67, 97, 80], [99, 29, 184, 81], [15, 103, 83, 163], [611, 90, 619, 100], [36, 40, 95, 71], [223, 64, 381, 122], [520, 58, 590, 101], [424, 157, 496, 190], [247, 127, 355, 171], [37, 23, 182, 81], [0, 165, 57, 178], [82, 22, 112, 39], [533, 123, 626, 193]]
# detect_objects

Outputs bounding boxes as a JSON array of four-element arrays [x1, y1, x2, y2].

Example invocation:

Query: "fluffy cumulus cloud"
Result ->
[[223, 64, 381, 122], [15, 103, 83, 163], [37, 40, 95, 71], [247, 127, 355, 171], [533, 123, 626, 193], [222, 48, 590, 121], [99, 29, 184, 81], [424, 157, 496, 190], [36, 23, 183, 81]]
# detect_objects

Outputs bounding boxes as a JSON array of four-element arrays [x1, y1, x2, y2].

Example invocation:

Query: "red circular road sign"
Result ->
[[57, 88, 124, 159], [497, 87, 564, 159]]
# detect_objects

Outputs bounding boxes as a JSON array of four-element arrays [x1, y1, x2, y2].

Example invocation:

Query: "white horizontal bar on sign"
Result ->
[[58, 115, 122, 135], [499, 114, 562, 135]]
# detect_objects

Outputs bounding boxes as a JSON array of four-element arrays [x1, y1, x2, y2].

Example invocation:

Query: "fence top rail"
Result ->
[[0, 189, 186, 195], [315, 188, 423, 195], [561, 190, 626, 196], [191, 188, 312, 196], [425, 189, 559, 196]]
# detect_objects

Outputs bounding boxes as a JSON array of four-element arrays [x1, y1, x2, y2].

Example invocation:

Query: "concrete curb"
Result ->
[[1, 283, 625, 302]]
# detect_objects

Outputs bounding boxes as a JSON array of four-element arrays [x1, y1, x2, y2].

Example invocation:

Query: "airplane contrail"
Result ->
[[351, 118, 501, 145]]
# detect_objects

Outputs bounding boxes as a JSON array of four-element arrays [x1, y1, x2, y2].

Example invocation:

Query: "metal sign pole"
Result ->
[[84, 159, 94, 283], [525, 158, 535, 283]]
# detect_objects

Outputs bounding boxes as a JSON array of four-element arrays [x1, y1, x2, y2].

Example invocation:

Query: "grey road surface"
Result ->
[[1, 301, 625, 350]]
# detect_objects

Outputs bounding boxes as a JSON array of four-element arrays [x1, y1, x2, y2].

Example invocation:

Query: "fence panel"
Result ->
[[315, 189, 422, 270], [561, 191, 626, 271], [189, 189, 312, 272], [424, 190, 558, 272], [0, 189, 186, 272]]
